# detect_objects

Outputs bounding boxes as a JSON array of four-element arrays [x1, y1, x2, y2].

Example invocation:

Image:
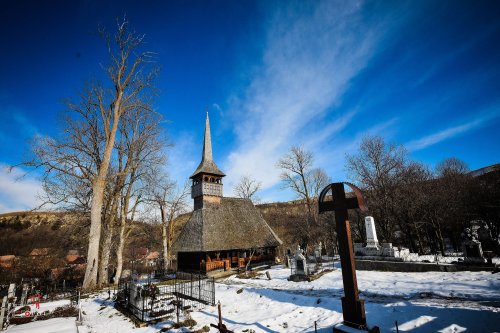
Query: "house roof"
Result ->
[[172, 197, 282, 253], [0, 255, 15, 268], [190, 113, 225, 178], [66, 255, 85, 264], [0, 255, 15, 262], [145, 251, 160, 260], [29, 248, 50, 256]]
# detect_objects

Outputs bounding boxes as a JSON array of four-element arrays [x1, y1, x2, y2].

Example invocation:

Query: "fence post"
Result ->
[[212, 278, 215, 306], [142, 287, 145, 322], [198, 275, 201, 301], [191, 273, 193, 298]]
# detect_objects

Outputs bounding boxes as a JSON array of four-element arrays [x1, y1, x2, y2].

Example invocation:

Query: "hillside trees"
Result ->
[[27, 19, 163, 289], [346, 136, 482, 255]]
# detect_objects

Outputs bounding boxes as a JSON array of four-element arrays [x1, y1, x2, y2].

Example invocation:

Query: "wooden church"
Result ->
[[172, 113, 282, 273]]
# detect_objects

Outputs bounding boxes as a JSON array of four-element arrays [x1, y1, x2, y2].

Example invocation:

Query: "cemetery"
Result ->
[[1, 1, 500, 332], [1, 113, 499, 332]]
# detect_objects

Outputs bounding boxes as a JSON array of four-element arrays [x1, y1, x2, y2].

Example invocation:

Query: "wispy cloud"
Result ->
[[222, 1, 387, 195], [0, 164, 45, 213], [212, 103, 223, 118], [406, 112, 499, 151]]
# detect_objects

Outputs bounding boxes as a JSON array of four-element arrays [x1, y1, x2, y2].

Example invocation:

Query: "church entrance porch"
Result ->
[[177, 247, 277, 274]]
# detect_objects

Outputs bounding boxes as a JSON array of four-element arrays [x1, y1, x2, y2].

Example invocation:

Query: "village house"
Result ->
[[172, 113, 282, 273], [145, 251, 160, 267], [29, 247, 51, 258], [0, 255, 15, 269]]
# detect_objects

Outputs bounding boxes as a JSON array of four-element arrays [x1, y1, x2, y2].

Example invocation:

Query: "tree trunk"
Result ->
[[435, 222, 446, 256], [83, 178, 106, 289], [83, 102, 121, 290], [114, 222, 127, 285], [161, 205, 169, 272], [413, 221, 424, 254], [98, 219, 114, 287]]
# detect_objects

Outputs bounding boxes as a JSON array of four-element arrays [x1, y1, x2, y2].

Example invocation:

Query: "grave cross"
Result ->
[[319, 182, 375, 331]]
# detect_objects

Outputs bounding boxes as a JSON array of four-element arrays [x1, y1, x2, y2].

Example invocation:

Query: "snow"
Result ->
[[6, 317, 77, 333], [5, 263, 500, 332]]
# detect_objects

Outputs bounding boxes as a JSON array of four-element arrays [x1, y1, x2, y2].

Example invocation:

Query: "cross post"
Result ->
[[319, 182, 378, 332]]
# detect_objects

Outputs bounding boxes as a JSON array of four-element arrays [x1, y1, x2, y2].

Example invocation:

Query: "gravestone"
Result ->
[[7, 284, 15, 300], [462, 226, 486, 264], [20, 284, 28, 305], [288, 245, 310, 282], [464, 242, 483, 258], [364, 217, 379, 248], [353, 217, 415, 261], [314, 242, 322, 262], [294, 245, 308, 276]]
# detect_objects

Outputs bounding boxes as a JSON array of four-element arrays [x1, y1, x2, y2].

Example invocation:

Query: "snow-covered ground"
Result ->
[[5, 264, 500, 332], [6, 317, 77, 333]]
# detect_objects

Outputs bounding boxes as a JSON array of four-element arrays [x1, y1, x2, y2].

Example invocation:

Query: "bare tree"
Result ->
[[436, 157, 469, 177], [27, 19, 160, 289], [112, 106, 167, 284], [277, 146, 330, 248], [147, 175, 190, 272], [346, 136, 407, 243], [233, 175, 262, 201]]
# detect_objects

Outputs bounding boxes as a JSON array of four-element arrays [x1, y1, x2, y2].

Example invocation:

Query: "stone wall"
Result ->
[[355, 259, 494, 272]]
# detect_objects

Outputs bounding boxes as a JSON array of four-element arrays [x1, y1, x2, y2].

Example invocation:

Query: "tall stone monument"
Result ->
[[364, 217, 379, 249], [353, 216, 415, 261]]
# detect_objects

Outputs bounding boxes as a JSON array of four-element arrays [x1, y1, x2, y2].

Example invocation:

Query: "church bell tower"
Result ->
[[190, 113, 225, 210]]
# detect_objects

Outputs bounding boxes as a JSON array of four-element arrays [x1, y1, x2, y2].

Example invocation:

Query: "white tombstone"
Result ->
[[20, 284, 28, 305], [314, 242, 322, 259], [8, 283, 15, 299], [365, 216, 379, 248], [294, 245, 308, 276]]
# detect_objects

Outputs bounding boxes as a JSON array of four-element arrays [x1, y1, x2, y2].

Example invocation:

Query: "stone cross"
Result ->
[[364, 216, 379, 248], [319, 182, 372, 331]]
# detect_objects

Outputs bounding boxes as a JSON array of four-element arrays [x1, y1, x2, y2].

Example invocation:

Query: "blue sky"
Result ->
[[0, 0, 499, 213]]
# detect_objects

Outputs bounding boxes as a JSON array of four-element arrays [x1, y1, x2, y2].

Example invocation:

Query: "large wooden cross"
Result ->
[[319, 182, 368, 330]]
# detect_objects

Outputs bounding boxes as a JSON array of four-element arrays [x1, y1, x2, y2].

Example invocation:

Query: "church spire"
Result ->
[[202, 112, 213, 162], [190, 112, 225, 179]]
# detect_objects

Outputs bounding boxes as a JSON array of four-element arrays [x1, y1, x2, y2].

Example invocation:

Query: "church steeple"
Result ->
[[190, 112, 225, 179], [202, 112, 213, 163], [190, 112, 225, 210]]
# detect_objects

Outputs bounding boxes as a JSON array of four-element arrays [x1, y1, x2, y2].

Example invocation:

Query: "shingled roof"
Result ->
[[172, 197, 282, 252], [190, 113, 225, 178]]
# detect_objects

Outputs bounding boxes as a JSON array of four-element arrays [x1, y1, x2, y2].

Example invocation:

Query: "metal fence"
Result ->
[[116, 272, 215, 322]]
